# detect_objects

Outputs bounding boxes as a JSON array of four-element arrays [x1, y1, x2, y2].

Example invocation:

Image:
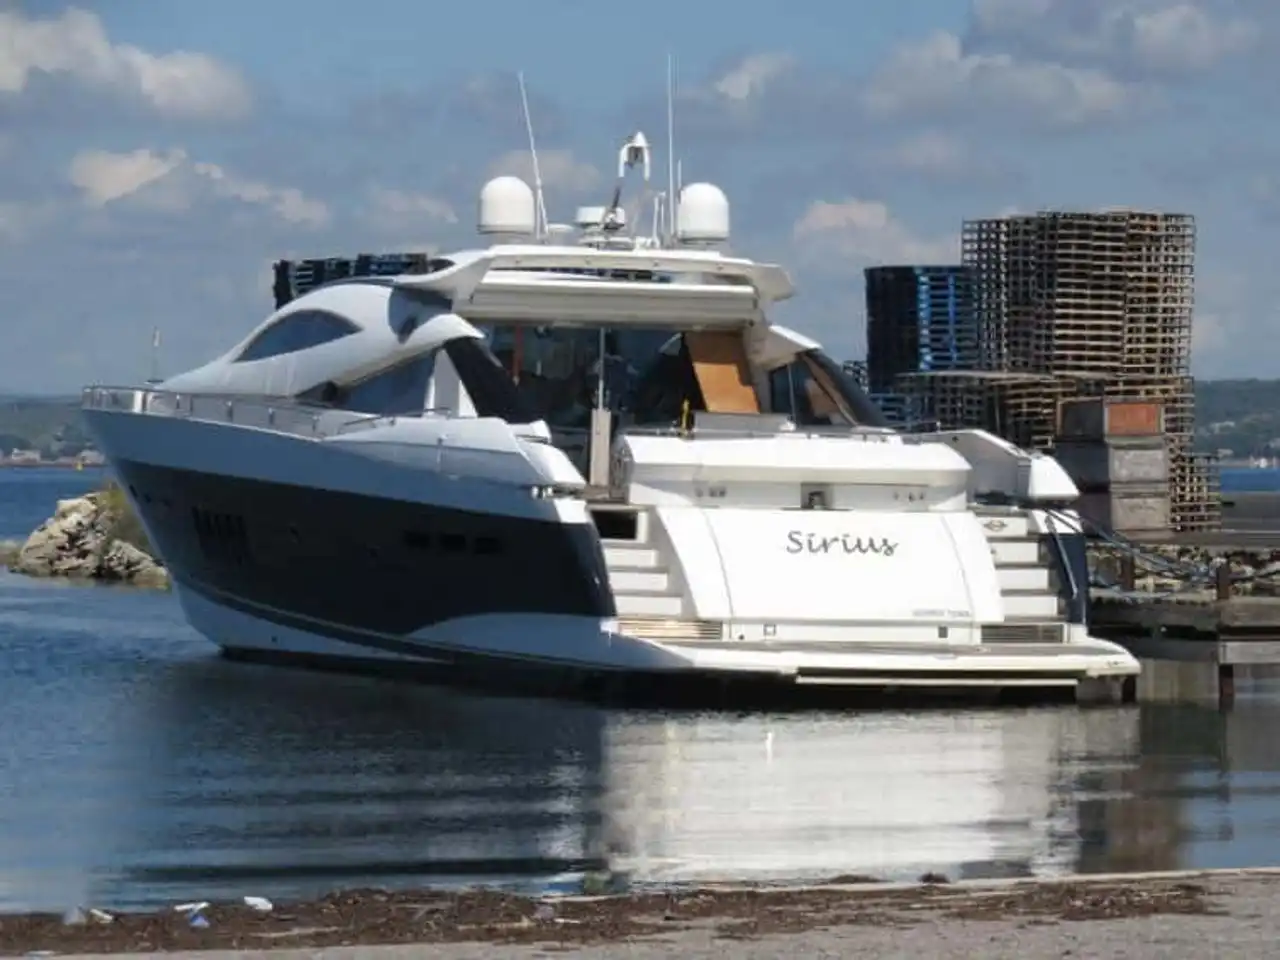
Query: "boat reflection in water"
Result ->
[[76, 650, 1148, 909], [601, 708, 1141, 885]]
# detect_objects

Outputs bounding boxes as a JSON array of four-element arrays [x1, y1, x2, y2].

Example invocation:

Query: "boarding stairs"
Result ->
[[590, 503, 1069, 644], [974, 505, 1070, 644], [591, 507, 692, 637]]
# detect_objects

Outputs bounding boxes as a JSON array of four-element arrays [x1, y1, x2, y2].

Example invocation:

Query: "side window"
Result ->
[[340, 351, 438, 415], [802, 350, 891, 428], [442, 338, 541, 424], [767, 353, 891, 428], [630, 336, 705, 426], [768, 359, 848, 427], [235, 309, 359, 363], [769, 364, 802, 419]]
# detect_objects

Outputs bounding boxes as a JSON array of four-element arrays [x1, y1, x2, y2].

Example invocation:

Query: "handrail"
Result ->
[[619, 423, 898, 443], [1043, 512, 1081, 615], [84, 386, 904, 446], [81, 385, 454, 441], [332, 408, 456, 435]]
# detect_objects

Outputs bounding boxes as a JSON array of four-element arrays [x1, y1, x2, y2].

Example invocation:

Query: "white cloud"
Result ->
[[0, 7, 251, 120], [863, 31, 1140, 125], [971, 0, 1256, 75], [68, 148, 183, 206], [486, 148, 602, 193], [67, 148, 329, 226], [1130, 4, 1255, 70], [792, 198, 959, 268], [711, 53, 795, 101]]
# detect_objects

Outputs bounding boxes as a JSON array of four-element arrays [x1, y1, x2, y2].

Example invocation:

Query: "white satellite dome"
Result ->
[[478, 176, 536, 237], [676, 182, 730, 244]]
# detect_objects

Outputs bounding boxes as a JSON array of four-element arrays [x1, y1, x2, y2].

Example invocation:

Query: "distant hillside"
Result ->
[[0, 396, 89, 457], [0, 380, 1277, 458], [1195, 379, 1280, 457]]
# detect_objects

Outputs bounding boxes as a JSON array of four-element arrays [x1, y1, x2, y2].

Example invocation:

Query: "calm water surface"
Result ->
[[3, 468, 1280, 912]]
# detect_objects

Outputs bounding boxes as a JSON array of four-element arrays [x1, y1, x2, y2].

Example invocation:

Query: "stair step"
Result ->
[[603, 546, 662, 569], [1002, 592, 1061, 620], [991, 539, 1041, 566], [615, 594, 685, 617], [610, 569, 671, 593], [997, 566, 1051, 592]]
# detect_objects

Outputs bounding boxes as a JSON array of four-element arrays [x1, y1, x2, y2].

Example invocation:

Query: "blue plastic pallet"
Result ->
[[271, 251, 442, 307]]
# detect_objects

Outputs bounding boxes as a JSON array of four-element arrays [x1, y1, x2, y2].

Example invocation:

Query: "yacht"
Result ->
[[80, 130, 1140, 702]]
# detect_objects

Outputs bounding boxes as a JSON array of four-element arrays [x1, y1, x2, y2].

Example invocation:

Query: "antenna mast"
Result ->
[[149, 327, 161, 383], [517, 72, 547, 240], [666, 53, 678, 241]]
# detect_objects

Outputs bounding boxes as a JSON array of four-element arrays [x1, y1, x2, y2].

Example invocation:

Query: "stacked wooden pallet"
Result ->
[[272, 252, 443, 308], [895, 371, 1070, 452], [892, 209, 1216, 533]]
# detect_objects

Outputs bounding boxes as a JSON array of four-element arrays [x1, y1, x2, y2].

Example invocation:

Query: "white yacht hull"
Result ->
[[179, 581, 1137, 699], [83, 394, 1139, 703]]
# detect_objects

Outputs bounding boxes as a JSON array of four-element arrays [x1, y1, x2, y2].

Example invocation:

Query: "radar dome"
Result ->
[[478, 176, 536, 237], [676, 182, 730, 244]]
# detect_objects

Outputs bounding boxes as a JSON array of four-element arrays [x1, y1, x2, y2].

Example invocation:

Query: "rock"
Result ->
[[0, 539, 19, 569], [97, 539, 169, 589], [8, 489, 169, 589]]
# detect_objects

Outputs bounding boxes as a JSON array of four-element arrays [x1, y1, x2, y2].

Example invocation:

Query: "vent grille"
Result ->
[[615, 618, 723, 642], [982, 623, 1065, 645]]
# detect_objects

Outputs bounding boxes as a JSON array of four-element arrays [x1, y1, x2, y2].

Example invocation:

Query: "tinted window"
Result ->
[[630, 336, 705, 426], [769, 363, 803, 420], [803, 350, 890, 428], [768, 358, 849, 427], [768, 352, 889, 428], [236, 310, 359, 363], [443, 338, 541, 424], [340, 352, 438, 415]]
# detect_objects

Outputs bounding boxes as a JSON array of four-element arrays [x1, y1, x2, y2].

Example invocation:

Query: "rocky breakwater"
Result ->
[[3, 487, 169, 589]]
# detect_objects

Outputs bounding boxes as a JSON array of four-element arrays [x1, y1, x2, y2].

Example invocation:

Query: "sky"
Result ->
[[1, 0, 1277, 393]]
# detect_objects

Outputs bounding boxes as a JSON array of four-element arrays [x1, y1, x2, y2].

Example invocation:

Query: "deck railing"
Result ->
[[83, 386, 906, 445], [80, 386, 458, 440]]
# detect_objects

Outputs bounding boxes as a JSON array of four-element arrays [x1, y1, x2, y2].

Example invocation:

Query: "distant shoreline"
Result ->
[[0, 461, 103, 470]]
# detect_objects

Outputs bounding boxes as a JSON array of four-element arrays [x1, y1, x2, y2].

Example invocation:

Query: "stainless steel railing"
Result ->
[[82, 385, 905, 446], [80, 385, 452, 440]]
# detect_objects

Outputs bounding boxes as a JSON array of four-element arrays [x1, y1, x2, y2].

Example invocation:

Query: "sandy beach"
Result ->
[[7, 869, 1278, 959]]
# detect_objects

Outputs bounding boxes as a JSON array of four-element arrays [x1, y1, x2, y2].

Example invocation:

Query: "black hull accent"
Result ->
[[115, 461, 615, 636], [1045, 531, 1090, 625], [221, 646, 1084, 712]]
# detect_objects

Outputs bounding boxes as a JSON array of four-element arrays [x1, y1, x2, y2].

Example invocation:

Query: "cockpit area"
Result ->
[[480, 323, 889, 471], [295, 335, 541, 425], [155, 267, 890, 486]]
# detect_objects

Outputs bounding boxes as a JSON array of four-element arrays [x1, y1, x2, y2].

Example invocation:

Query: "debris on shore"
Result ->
[[0, 878, 1228, 954], [4, 487, 168, 589]]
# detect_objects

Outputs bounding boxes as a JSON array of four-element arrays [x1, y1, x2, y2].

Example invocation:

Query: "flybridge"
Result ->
[[388, 247, 791, 329], [271, 245, 793, 328], [272, 120, 794, 323]]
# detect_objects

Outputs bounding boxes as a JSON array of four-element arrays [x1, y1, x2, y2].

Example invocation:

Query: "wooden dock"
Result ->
[[1090, 592, 1280, 707]]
